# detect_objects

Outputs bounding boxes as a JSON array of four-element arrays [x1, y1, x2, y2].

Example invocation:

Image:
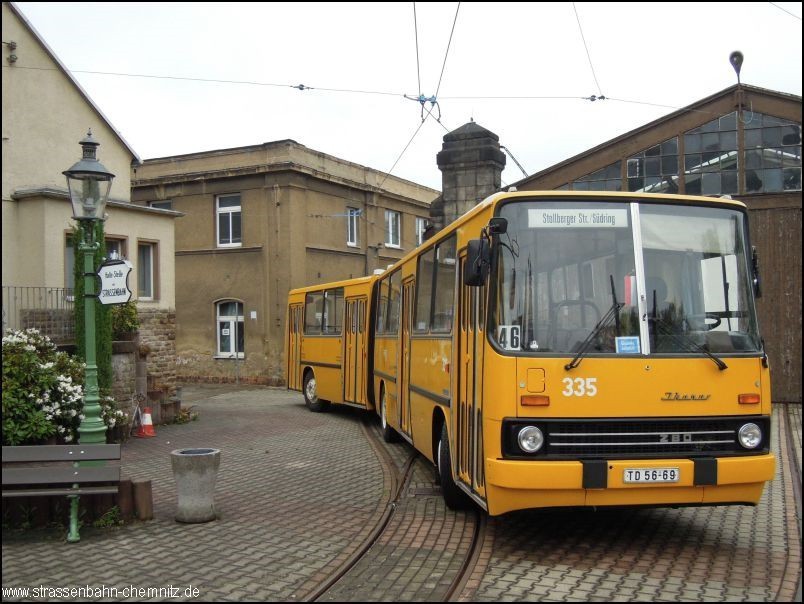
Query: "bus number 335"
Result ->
[[562, 377, 598, 397]]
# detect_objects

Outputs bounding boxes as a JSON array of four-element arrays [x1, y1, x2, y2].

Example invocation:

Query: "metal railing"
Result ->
[[2, 286, 75, 344]]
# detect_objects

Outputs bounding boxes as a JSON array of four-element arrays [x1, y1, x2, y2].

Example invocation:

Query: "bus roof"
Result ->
[[484, 190, 748, 209], [289, 274, 376, 296]]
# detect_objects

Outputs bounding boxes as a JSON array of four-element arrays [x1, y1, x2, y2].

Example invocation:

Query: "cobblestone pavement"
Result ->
[[320, 424, 477, 602], [2, 385, 800, 602], [460, 403, 801, 602], [2, 386, 389, 601]]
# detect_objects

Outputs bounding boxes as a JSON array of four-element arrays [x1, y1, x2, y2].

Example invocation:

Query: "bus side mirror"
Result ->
[[488, 217, 507, 235], [465, 238, 489, 286], [752, 246, 762, 298]]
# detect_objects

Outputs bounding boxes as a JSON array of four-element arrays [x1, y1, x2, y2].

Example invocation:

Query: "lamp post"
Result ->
[[64, 131, 115, 430]]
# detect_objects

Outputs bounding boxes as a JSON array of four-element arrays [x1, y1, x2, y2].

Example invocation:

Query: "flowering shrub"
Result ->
[[101, 395, 129, 430], [2, 328, 126, 445]]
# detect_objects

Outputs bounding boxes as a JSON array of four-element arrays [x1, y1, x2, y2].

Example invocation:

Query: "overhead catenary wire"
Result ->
[[769, 2, 802, 19], [434, 2, 461, 101], [572, 2, 605, 99], [10, 64, 730, 119], [377, 108, 434, 192], [413, 2, 422, 97]]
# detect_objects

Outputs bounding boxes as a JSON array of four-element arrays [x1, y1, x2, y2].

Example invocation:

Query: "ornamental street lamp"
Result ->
[[64, 129, 114, 444], [63, 130, 114, 541]]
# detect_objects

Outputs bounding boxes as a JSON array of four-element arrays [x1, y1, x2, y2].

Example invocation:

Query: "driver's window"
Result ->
[[701, 254, 739, 331]]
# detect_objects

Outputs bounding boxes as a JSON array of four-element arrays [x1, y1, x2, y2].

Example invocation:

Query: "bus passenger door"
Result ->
[[399, 279, 414, 436], [457, 255, 486, 499], [288, 304, 304, 390], [344, 299, 358, 403], [343, 297, 367, 405], [356, 298, 367, 406]]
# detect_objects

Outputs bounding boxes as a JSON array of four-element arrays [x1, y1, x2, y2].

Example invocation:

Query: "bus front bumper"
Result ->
[[484, 453, 775, 516]]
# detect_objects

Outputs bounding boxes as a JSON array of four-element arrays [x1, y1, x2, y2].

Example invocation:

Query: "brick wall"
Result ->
[[137, 308, 177, 395]]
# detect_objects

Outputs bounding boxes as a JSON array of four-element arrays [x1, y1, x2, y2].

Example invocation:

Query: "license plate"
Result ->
[[623, 468, 679, 483]]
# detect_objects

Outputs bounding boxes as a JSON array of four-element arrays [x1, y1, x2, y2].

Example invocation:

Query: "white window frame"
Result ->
[[149, 200, 173, 210], [137, 241, 156, 300], [385, 209, 401, 248], [217, 194, 242, 248], [347, 207, 360, 247], [216, 300, 244, 358], [415, 217, 427, 246]]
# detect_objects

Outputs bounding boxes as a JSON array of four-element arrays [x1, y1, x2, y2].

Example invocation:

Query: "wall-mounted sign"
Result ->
[[97, 259, 133, 305]]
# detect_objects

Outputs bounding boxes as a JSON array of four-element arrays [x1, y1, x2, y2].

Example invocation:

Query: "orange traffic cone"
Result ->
[[135, 407, 156, 438]]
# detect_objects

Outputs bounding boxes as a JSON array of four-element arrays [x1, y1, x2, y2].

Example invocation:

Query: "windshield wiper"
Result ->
[[649, 315, 728, 371], [565, 276, 623, 371]]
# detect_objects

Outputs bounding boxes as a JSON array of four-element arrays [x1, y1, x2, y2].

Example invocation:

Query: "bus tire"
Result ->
[[438, 424, 470, 510], [379, 386, 399, 443], [303, 370, 329, 412]]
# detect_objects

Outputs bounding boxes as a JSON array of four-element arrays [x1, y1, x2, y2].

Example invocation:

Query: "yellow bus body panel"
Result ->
[[485, 454, 775, 516], [287, 276, 375, 409]]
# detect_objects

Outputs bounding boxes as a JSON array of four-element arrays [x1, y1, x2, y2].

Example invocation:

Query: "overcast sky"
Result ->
[[15, 2, 803, 191]]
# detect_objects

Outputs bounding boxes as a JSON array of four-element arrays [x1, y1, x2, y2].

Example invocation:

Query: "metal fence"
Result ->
[[2, 286, 75, 344]]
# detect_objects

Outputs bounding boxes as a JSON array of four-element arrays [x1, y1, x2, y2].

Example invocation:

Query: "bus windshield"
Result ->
[[491, 199, 761, 356]]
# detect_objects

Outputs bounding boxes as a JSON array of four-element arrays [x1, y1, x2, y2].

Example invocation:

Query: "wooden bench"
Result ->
[[2, 444, 121, 542]]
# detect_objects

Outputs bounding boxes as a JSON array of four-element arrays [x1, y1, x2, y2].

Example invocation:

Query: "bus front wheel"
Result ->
[[303, 371, 329, 412], [438, 424, 470, 510]]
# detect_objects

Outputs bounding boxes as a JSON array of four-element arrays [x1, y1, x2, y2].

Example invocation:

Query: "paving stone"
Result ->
[[469, 404, 800, 603]]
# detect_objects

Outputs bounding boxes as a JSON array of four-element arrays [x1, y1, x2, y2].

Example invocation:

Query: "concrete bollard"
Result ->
[[171, 448, 221, 523]]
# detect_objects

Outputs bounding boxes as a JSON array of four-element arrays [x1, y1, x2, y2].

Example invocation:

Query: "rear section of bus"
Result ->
[[286, 276, 375, 411]]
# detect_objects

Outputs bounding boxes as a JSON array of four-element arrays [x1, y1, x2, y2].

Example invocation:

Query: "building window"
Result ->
[[415, 217, 428, 246], [105, 238, 126, 261], [385, 210, 401, 248], [217, 194, 242, 247], [66, 236, 127, 289], [628, 137, 679, 193], [347, 207, 360, 246], [149, 200, 173, 210], [744, 113, 801, 193], [683, 112, 738, 196], [217, 300, 244, 358], [137, 242, 156, 300], [571, 161, 621, 191]]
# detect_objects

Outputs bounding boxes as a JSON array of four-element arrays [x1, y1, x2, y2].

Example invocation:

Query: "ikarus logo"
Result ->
[[661, 392, 711, 401]]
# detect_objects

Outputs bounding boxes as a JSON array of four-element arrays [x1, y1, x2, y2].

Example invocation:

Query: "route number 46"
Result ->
[[562, 377, 598, 397]]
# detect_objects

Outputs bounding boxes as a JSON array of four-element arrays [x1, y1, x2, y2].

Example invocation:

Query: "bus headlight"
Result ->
[[738, 423, 762, 449], [517, 426, 544, 453]]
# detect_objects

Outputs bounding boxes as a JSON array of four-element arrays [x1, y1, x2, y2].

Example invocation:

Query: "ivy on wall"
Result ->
[[72, 222, 113, 392]]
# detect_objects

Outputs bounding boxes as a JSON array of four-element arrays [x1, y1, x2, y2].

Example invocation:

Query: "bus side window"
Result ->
[[415, 247, 436, 332], [388, 271, 401, 334], [323, 288, 344, 335], [304, 293, 324, 335]]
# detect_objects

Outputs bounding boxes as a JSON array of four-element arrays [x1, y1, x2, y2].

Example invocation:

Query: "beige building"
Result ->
[[513, 84, 801, 402], [2, 2, 179, 391], [131, 140, 438, 384]]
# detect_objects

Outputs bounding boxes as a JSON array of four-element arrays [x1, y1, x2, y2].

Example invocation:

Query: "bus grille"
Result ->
[[502, 416, 770, 459]]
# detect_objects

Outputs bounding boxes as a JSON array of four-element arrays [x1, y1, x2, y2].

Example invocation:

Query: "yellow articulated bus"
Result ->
[[286, 276, 375, 411], [290, 191, 775, 516]]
